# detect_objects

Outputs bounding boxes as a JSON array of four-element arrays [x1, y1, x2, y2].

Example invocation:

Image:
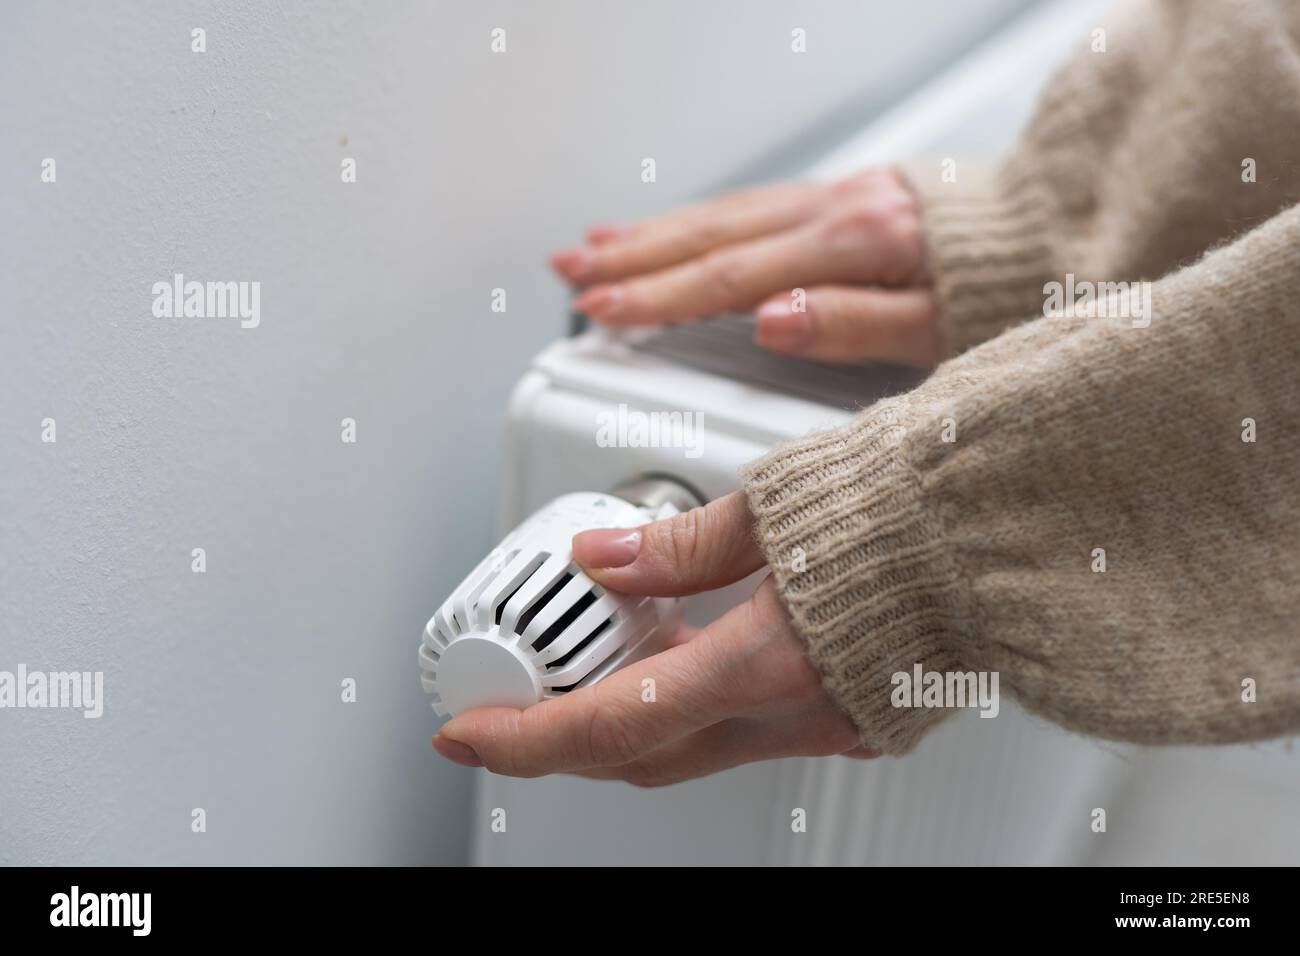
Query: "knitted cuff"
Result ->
[[897, 159, 1059, 355], [740, 402, 975, 755]]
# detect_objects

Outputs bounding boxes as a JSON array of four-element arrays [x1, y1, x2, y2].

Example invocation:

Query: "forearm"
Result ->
[[743, 203, 1300, 754]]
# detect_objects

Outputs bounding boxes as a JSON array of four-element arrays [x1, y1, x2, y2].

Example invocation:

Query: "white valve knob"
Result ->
[[419, 479, 698, 717]]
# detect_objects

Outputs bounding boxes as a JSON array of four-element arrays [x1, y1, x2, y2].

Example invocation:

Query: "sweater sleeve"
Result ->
[[899, 0, 1300, 355], [742, 203, 1300, 755]]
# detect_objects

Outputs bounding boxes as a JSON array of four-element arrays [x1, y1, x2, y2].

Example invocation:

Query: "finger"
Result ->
[[570, 712, 870, 787], [586, 223, 633, 245], [754, 285, 942, 366], [571, 490, 764, 597], [570, 210, 899, 328], [552, 181, 828, 285], [434, 632, 738, 777]]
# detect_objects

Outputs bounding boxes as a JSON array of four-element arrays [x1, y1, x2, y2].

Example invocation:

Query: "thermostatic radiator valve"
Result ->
[[418, 477, 701, 717]]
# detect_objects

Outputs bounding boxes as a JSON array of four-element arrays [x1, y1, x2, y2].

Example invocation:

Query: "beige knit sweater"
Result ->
[[742, 0, 1300, 755]]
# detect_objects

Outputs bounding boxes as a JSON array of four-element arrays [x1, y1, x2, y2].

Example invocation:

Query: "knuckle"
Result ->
[[497, 711, 552, 777], [883, 208, 922, 256], [700, 251, 748, 302], [657, 508, 704, 571], [822, 193, 922, 283], [826, 198, 889, 237], [583, 704, 641, 767], [826, 182, 918, 235]]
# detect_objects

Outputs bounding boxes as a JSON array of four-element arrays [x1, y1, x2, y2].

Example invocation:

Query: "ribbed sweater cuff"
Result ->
[[740, 403, 975, 755], [897, 159, 1059, 355]]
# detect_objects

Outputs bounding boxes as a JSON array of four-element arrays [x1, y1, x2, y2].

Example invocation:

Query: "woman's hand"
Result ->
[[432, 492, 874, 787], [549, 169, 942, 366]]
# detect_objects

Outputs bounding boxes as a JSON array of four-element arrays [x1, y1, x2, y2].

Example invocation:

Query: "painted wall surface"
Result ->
[[0, 0, 1028, 864]]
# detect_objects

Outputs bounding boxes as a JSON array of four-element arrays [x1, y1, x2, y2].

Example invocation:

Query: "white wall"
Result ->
[[0, 0, 1030, 864]]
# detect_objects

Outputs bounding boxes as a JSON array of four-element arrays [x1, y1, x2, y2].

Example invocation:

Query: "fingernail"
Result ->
[[572, 528, 641, 569], [755, 301, 813, 352], [550, 247, 596, 283], [573, 285, 625, 320], [432, 734, 483, 768]]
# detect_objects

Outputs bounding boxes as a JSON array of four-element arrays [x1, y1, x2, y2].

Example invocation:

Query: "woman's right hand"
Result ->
[[549, 168, 943, 366]]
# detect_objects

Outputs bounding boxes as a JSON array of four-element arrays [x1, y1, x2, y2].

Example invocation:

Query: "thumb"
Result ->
[[572, 490, 765, 597], [755, 285, 942, 366]]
